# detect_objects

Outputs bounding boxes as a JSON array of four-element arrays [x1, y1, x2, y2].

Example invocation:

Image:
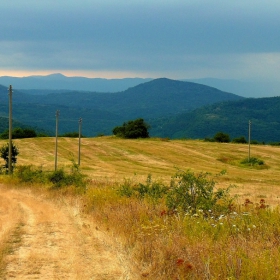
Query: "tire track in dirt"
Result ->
[[0, 187, 132, 279]]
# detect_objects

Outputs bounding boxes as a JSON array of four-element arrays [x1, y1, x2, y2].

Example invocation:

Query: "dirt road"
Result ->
[[0, 185, 132, 279]]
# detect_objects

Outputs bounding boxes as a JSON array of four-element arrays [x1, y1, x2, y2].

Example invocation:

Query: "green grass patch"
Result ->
[[239, 157, 268, 169]]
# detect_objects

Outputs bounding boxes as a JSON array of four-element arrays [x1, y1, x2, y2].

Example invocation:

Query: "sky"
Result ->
[[1, 0, 280, 81]]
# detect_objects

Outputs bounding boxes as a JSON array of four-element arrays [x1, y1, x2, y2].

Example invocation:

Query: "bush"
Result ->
[[213, 132, 230, 143], [113, 118, 150, 139], [136, 174, 168, 201], [16, 165, 47, 184], [166, 170, 234, 215], [15, 161, 86, 189], [48, 168, 85, 189], [118, 171, 235, 216], [118, 174, 168, 203], [117, 179, 135, 197], [0, 142, 19, 173]]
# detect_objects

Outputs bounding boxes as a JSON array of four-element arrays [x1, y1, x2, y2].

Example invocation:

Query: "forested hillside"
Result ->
[[150, 97, 280, 142], [0, 79, 243, 136], [1, 79, 280, 142]]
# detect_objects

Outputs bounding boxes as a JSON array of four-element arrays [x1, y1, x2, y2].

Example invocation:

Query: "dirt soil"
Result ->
[[0, 185, 133, 279]]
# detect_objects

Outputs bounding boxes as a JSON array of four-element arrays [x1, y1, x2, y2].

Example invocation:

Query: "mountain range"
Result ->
[[0, 76, 279, 142], [1, 73, 279, 97], [0, 73, 151, 93]]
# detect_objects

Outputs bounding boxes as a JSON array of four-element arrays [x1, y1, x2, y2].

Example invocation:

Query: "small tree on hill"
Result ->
[[113, 118, 150, 139], [214, 132, 230, 143], [0, 142, 19, 173]]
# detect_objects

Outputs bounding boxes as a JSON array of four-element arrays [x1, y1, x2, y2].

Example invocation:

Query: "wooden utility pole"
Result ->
[[248, 120, 251, 162], [55, 110, 60, 171], [78, 118, 82, 165], [8, 85, 12, 174]]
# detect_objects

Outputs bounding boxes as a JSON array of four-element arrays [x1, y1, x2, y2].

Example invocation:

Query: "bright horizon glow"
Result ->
[[0, 69, 163, 79]]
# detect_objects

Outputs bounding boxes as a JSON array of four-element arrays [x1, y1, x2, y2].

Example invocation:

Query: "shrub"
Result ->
[[118, 174, 168, 203], [166, 170, 234, 215], [15, 161, 86, 189], [0, 142, 19, 173], [213, 132, 230, 143], [136, 174, 168, 201], [48, 167, 85, 189], [117, 178, 135, 197], [16, 165, 47, 183]]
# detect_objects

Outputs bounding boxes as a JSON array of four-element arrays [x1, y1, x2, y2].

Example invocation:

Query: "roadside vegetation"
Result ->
[[0, 137, 280, 279]]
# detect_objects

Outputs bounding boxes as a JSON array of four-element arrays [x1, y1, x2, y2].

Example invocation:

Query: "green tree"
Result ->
[[0, 142, 19, 173], [213, 132, 230, 143], [0, 127, 37, 139], [113, 118, 150, 139]]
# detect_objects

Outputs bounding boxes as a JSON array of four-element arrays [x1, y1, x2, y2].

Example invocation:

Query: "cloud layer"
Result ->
[[1, 0, 280, 80]]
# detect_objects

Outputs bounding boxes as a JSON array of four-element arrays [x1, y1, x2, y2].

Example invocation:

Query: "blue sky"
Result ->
[[1, 0, 280, 81]]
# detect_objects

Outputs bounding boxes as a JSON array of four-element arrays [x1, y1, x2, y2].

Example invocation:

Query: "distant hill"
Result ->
[[0, 78, 243, 136], [187, 78, 280, 98], [0, 73, 152, 93], [17, 78, 243, 119], [150, 97, 280, 142], [1, 78, 280, 142]]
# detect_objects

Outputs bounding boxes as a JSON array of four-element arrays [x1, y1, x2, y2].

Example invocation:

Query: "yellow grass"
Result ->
[[4, 136, 280, 204], [1, 136, 280, 279]]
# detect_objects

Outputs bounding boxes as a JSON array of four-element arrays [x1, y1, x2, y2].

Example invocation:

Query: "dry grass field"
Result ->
[[9, 136, 280, 203], [1, 136, 280, 279]]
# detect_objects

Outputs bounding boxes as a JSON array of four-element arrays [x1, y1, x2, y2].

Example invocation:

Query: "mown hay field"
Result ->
[[5, 136, 280, 204], [2, 136, 280, 279]]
